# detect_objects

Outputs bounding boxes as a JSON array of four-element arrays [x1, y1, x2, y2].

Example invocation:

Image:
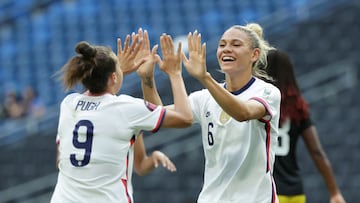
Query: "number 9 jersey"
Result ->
[[51, 93, 165, 203]]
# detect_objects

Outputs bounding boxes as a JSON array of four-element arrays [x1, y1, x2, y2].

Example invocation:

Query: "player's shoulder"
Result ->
[[61, 92, 80, 104], [117, 94, 136, 100], [253, 78, 280, 95], [110, 94, 153, 111], [116, 94, 143, 104], [61, 93, 138, 106], [253, 77, 276, 88]]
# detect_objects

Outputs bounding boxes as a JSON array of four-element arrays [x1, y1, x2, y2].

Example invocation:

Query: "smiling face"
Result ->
[[216, 27, 260, 76]]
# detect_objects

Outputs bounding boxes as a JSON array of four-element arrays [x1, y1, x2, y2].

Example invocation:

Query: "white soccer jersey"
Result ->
[[189, 77, 280, 203], [50, 93, 165, 203]]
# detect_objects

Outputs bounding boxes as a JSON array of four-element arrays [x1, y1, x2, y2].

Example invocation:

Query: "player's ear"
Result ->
[[251, 48, 260, 63], [109, 72, 117, 85]]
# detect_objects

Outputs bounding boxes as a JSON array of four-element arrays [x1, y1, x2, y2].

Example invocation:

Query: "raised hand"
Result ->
[[181, 31, 207, 81], [135, 28, 160, 79], [117, 33, 145, 75], [157, 33, 182, 76]]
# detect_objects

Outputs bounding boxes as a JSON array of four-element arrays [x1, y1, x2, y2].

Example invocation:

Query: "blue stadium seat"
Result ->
[[31, 13, 50, 43]]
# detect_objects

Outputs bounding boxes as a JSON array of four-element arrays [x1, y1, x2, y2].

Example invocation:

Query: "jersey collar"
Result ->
[[223, 77, 255, 95]]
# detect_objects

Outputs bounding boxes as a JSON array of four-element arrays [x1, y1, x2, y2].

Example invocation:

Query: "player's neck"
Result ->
[[225, 75, 253, 92], [83, 90, 110, 96]]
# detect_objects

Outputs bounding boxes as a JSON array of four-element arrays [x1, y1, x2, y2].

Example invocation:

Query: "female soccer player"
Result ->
[[50, 33, 192, 203], [266, 49, 346, 203], [140, 24, 281, 203]]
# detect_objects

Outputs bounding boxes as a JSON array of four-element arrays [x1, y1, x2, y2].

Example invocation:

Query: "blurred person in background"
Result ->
[[22, 86, 46, 119], [1, 85, 46, 120], [139, 24, 281, 203], [3, 89, 25, 119], [266, 49, 346, 203], [51, 32, 192, 203]]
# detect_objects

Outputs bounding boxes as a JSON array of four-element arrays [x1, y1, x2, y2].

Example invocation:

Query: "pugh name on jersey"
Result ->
[[75, 100, 101, 111]]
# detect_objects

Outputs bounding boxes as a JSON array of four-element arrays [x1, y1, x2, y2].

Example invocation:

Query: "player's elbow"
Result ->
[[232, 112, 250, 122], [232, 105, 262, 122], [162, 113, 193, 128], [184, 115, 193, 126], [178, 116, 193, 128]]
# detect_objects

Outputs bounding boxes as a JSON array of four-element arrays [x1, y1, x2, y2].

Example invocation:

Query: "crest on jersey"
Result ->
[[144, 101, 157, 112], [219, 110, 231, 124]]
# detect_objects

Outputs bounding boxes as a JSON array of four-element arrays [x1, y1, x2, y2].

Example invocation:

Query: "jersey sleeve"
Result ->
[[299, 117, 313, 133], [188, 89, 207, 124], [250, 85, 281, 122], [124, 97, 166, 133]]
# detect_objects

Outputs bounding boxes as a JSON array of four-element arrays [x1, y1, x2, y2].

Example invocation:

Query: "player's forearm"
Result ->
[[199, 73, 249, 121], [141, 76, 163, 105], [315, 157, 342, 196], [168, 74, 192, 124], [310, 150, 341, 197], [135, 156, 156, 176]]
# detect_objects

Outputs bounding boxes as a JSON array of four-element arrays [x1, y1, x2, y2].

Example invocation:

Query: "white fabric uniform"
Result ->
[[51, 93, 165, 203], [189, 77, 280, 203]]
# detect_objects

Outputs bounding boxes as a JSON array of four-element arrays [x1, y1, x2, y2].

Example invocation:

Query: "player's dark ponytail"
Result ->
[[75, 41, 97, 59], [57, 41, 116, 93]]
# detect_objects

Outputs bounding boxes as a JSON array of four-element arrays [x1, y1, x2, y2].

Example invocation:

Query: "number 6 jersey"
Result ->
[[51, 93, 165, 203], [189, 77, 281, 203]]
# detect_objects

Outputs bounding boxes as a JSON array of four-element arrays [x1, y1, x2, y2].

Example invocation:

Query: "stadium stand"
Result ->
[[0, 0, 358, 202]]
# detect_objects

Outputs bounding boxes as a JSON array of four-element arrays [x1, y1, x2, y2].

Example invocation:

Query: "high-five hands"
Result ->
[[117, 33, 145, 75], [157, 33, 182, 76], [125, 29, 206, 80], [135, 28, 160, 79], [181, 30, 207, 81]]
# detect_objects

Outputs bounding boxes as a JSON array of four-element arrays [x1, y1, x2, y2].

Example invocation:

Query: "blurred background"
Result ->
[[0, 0, 359, 202]]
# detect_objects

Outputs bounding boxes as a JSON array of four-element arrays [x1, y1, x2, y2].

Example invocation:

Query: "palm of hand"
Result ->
[[160, 54, 181, 75], [182, 31, 207, 80], [136, 48, 156, 78], [184, 51, 206, 79], [118, 54, 136, 73], [117, 35, 142, 75]]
